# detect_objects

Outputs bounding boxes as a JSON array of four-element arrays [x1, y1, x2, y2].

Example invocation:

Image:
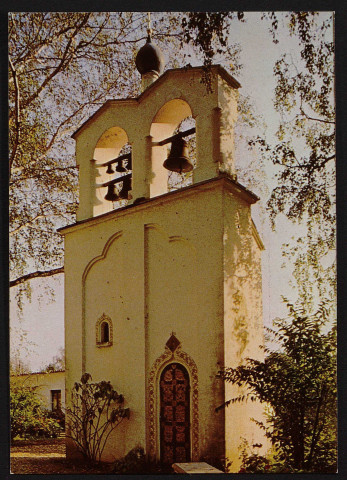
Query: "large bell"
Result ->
[[163, 137, 193, 174], [104, 183, 119, 202], [119, 176, 132, 200]]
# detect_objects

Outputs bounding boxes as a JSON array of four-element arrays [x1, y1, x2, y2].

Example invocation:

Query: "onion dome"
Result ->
[[135, 34, 165, 76]]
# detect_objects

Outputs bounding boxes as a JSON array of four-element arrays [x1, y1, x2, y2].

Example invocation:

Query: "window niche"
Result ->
[[96, 313, 113, 347], [51, 390, 61, 411]]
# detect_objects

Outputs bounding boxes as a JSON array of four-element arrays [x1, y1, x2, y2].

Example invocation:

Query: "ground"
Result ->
[[10, 438, 175, 474], [10, 438, 113, 474]]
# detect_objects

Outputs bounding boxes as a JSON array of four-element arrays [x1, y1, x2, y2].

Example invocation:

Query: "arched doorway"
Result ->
[[160, 362, 191, 464]]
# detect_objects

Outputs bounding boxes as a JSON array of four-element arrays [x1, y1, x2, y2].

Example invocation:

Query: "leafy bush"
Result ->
[[25, 415, 61, 438], [66, 373, 130, 464], [47, 408, 65, 430], [113, 447, 147, 474], [238, 440, 297, 473], [239, 454, 271, 473], [239, 453, 293, 473], [10, 384, 60, 440], [112, 447, 174, 474], [219, 301, 337, 472]]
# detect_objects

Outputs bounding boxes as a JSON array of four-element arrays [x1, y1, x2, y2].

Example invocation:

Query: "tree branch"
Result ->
[[10, 166, 78, 187], [42, 83, 117, 157], [9, 57, 21, 171], [318, 154, 335, 168], [20, 13, 91, 110], [300, 108, 335, 124], [10, 213, 49, 235], [299, 96, 335, 125], [10, 266, 64, 288]]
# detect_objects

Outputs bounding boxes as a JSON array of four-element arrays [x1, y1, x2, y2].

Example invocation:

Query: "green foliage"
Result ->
[[219, 300, 337, 473], [113, 446, 147, 474], [238, 440, 295, 473], [253, 12, 335, 306], [66, 373, 130, 464], [47, 408, 65, 430], [239, 443, 272, 474], [182, 12, 244, 65], [9, 12, 244, 294], [239, 452, 290, 473], [10, 383, 61, 440], [112, 446, 175, 474]]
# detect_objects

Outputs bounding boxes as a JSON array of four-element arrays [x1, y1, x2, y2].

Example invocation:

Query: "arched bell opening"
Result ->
[[150, 99, 196, 198], [167, 117, 196, 192], [93, 127, 132, 216]]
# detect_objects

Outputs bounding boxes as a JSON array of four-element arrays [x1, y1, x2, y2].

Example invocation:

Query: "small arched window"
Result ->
[[96, 314, 113, 347], [101, 321, 110, 343]]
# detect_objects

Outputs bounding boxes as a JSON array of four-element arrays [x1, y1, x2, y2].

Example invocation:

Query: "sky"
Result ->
[[10, 11, 334, 373]]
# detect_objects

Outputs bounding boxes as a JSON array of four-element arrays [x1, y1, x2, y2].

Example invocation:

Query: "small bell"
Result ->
[[104, 183, 119, 202], [163, 137, 193, 174], [106, 164, 115, 174], [116, 160, 127, 173], [126, 153, 132, 170], [119, 176, 132, 200]]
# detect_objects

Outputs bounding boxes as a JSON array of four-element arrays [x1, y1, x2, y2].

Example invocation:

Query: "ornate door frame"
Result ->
[[147, 337, 199, 462]]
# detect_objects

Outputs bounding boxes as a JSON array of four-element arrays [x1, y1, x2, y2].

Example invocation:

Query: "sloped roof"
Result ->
[[10, 369, 65, 378], [72, 64, 241, 139]]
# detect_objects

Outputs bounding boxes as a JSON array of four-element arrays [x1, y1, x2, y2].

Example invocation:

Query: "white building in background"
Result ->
[[11, 370, 65, 412]]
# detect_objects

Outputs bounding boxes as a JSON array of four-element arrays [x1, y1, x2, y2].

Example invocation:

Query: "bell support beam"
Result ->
[[99, 152, 132, 168], [152, 127, 196, 147], [97, 173, 132, 188]]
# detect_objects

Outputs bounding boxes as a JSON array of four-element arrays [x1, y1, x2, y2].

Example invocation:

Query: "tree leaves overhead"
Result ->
[[181, 12, 244, 65], [258, 13, 335, 226], [9, 13, 137, 289], [254, 12, 335, 307], [9, 12, 335, 315], [9, 12, 244, 291]]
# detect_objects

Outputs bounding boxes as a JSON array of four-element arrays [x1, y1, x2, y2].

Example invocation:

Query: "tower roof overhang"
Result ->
[[58, 173, 258, 235], [71, 64, 241, 140]]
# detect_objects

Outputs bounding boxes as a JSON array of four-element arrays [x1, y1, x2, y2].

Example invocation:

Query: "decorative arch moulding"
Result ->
[[81, 230, 122, 371], [82, 230, 123, 283], [147, 339, 199, 462]]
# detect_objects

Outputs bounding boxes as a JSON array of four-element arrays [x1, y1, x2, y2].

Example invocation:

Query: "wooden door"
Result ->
[[160, 363, 191, 464]]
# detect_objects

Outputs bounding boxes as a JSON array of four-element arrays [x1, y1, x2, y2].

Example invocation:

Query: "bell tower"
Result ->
[[60, 34, 268, 471]]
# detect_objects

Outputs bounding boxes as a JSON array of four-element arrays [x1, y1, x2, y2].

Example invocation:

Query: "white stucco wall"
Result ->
[[62, 176, 267, 468]]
